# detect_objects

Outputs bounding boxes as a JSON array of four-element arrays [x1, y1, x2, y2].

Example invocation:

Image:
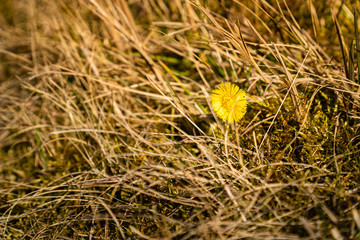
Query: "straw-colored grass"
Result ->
[[1, 0, 360, 239]]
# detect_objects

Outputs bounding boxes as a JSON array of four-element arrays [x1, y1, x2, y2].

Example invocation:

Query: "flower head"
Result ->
[[211, 82, 248, 123]]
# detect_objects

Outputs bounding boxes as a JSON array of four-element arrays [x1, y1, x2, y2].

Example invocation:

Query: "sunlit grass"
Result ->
[[1, 0, 360, 239]]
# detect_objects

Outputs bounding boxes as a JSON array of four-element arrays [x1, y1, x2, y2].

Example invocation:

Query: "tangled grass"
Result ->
[[1, 0, 360, 239]]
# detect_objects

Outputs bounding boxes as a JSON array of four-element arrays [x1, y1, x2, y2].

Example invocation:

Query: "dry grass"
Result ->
[[1, 0, 360, 239]]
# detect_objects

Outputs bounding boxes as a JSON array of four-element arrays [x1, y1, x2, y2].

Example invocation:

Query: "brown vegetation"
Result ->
[[1, 0, 360, 239]]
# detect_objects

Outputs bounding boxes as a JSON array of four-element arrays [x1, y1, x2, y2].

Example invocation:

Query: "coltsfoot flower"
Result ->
[[211, 82, 248, 123]]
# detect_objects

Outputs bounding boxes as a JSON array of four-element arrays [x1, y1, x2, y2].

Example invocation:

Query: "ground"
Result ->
[[0, 0, 360, 239]]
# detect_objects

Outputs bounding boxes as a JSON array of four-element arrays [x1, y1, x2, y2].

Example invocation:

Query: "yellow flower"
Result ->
[[211, 82, 248, 123]]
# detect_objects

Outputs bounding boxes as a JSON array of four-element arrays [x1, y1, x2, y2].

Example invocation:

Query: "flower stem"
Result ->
[[225, 123, 229, 158]]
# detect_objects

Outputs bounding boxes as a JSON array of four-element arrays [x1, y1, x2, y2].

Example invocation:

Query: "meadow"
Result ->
[[1, 0, 360, 239]]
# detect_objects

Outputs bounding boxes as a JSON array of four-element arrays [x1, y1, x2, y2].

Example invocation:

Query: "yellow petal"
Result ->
[[211, 82, 248, 123]]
